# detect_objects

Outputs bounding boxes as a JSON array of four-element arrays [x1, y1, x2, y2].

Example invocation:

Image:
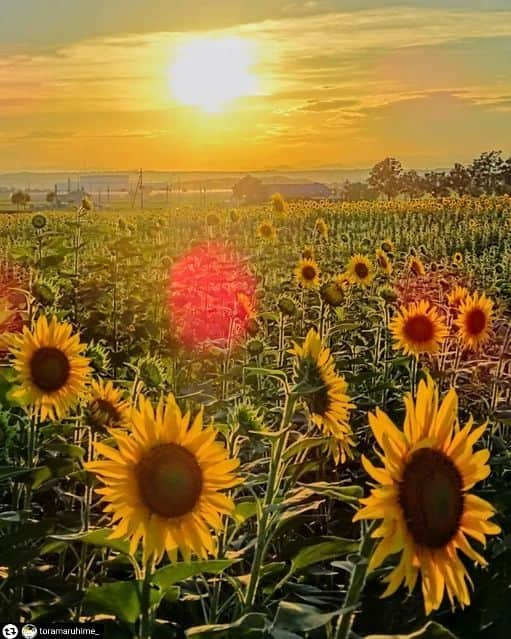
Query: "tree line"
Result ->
[[339, 150, 511, 201]]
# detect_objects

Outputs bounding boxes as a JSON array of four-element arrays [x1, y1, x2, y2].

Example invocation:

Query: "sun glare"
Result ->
[[169, 37, 257, 113]]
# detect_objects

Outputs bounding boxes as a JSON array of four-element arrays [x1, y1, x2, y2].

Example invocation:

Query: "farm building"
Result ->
[[232, 175, 331, 204], [61, 188, 91, 207]]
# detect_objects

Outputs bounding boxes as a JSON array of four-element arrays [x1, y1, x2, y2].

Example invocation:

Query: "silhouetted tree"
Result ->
[[400, 170, 426, 198], [11, 190, 30, 211], [232, 175, 265, 203], [423, 171, 450, 198], [339, 180, 378, 201], [499, 157, 511, 195], [468, 151, 503, 195], [368, 157, 403, 199], [448, 163, 472, 196]]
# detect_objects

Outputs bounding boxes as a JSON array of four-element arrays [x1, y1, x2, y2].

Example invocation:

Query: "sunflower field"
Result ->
[[0, 195, 510, 639]]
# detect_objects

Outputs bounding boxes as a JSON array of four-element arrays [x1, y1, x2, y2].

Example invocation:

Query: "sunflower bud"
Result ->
[[246, 338, 265, 356], [246, 318, 261, 337], [320, 281, 344, 307], [161, 255, 173, 270], [278, 295, 297, 316], [32, 214, 47, 229], [379, 286, 398, 304], [32, 280, 56, 306], [86, 342, 111, 375], [230, 402, 263, 435], [206, 213, 220, 227], [139, 357, 164, 389]]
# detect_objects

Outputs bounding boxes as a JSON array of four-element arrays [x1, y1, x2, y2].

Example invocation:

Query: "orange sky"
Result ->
[[1, 1, 511, 171]]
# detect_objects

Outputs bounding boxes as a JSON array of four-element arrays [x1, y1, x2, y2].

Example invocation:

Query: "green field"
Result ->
[[0, 196, 510, 638]]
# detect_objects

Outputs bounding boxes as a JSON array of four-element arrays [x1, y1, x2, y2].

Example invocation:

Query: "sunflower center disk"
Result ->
[[466, 309, 486, 335], [298, 357, 330, 415], [136, 444, 203, 518], [30, 347, 71, 392], [355, 263, 369, 278], [90, 398, 121, 428], [302, 265, 317, 281], [399, 448, 464, 549], [404, 316, 434, 344]]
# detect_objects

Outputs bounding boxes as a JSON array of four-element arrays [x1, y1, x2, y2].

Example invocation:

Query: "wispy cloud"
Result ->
[[1, 5, 510, 169]]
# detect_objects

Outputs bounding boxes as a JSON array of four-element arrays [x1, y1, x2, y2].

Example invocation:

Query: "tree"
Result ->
[[400, 170, 426, 199], [368, 157, 403, 199], [468, 151, 503, 195], [232, 175, 265, 204], [448, 163, 472, 196], [499, 157, 511, 195], [11, 190, 26, 211], [339, 180, 378, 201], [22, 192, 31, 210], [422, 171, 450, 198], [46, 191, 56, 204]]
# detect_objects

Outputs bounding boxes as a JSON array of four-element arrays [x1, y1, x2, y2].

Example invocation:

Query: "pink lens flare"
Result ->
[[167, 242, 257, 350]]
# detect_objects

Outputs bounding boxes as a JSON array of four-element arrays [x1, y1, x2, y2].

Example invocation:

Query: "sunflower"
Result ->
[[455, 292, 493, 351], [381, 239, 395, 253], [87, 380, 130, 432], [346, 254, 373, 287], [334, 273, 351, 291], [277, 295, 298, 317], [295, 258, 320, 288], [314, 217, 328, 239], [290, 329, 355, 463], [302, 245, 315, 260], [271, 192, 286, 213], [4, 315, 91, 420], [257, 220, 277, 241], [390, 300, 448, 357], [320, 281, 344, 307], [354, 376, 500, 614], [453, 252, 463, 265], [0, 300, 15, 328], [447, 285, 469, 309], [408, 256, 426, 276], [86, 393, 241, 563], [375, 249, 393, 276], [235, 292, 256, 322]]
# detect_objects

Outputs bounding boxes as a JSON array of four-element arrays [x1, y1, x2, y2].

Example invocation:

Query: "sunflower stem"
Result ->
[[334, 520, 376, 639], [139, 556, 155, 639], [277, 311, 285, 368], [410, 356, 418, 397], [318, 299, 325, 339], [244, 392, 297, 610], [23, 410, 39, 511]]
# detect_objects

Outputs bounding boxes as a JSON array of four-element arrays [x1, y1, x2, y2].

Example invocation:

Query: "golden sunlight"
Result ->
[[169, 37, 257, 113]]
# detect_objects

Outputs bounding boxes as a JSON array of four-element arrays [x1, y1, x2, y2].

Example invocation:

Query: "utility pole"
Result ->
[[131, 168, 144, 209]]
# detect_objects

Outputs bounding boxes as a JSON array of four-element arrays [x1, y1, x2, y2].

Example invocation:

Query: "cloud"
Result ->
[[1, 4, 511, 169], [298, 99, 360, 112]]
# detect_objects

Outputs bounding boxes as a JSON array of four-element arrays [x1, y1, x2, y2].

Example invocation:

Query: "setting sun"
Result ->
[[169, 37, 257, 113]]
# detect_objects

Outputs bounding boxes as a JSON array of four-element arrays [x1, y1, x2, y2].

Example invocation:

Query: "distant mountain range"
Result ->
[[0, 167, 450, 191]]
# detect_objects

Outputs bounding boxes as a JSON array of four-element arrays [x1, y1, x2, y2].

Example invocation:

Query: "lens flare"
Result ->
[[168, 243, 257, 350], [0, 263, 27, 357]]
